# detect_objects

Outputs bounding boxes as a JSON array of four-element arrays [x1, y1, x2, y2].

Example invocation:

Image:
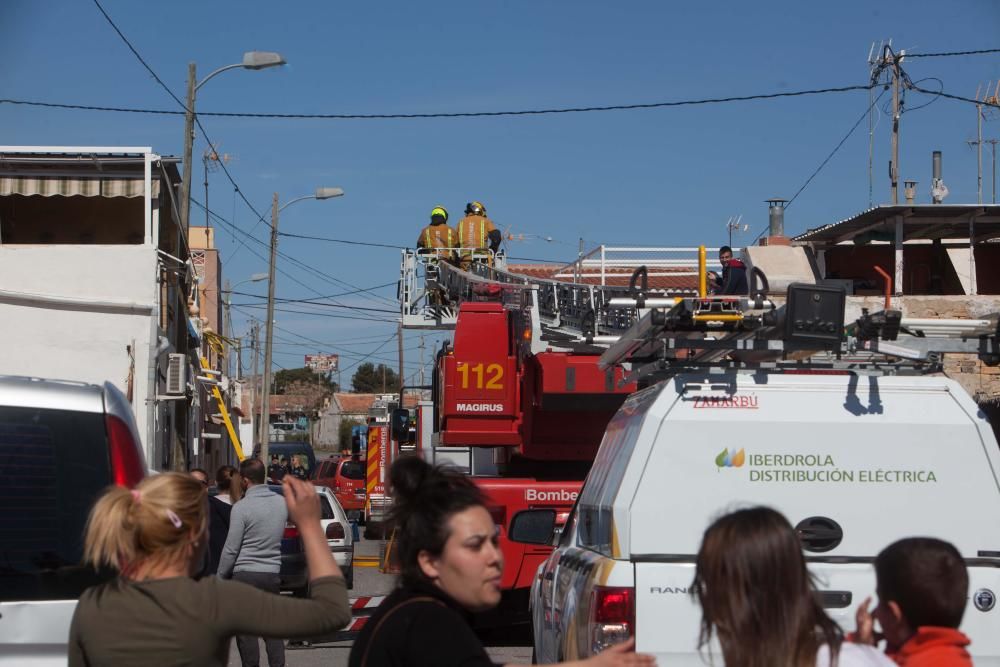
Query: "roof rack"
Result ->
[[598, 283, 1000, 383]]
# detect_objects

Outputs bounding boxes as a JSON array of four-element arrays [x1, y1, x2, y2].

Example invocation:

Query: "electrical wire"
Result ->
[[0, 84, 873, 120], [235, 303, 395, 323], [279, 231, 402, 249], [909, 85, 1000, 109], [230, 292, 398, 314], [191, 196, 398, 307], [905, 47, 1000, 58]]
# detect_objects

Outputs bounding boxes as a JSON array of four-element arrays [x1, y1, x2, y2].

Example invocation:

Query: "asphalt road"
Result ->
[[226, 536, 533, 666]]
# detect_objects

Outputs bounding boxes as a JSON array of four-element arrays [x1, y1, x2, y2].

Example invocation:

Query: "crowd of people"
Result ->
[[68, 456, 975, 667]]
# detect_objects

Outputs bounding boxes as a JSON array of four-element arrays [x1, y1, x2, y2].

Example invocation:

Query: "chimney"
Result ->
[[766, 199, 788, 237], [931, 151, 949, 204], [904, 180, 917, 204]]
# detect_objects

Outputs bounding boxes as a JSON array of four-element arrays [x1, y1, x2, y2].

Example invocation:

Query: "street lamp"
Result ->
[[180, 51, 287, 231], [259, 188, 345, 465]]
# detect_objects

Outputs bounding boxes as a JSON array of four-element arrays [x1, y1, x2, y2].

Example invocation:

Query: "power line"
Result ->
[[786, 87, 891, 207], [235, 302, 395, 323], [191, 196, 398, 307], [0, 84, 873, 121], [279, 231, 402, 249], [230, 292, 398, 314], [909, 84, 1000, 109], [905, 47, 1000, 59]]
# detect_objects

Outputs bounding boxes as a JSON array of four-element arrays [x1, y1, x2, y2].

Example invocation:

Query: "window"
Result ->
[[0, 407, 112, 601], [340, 461, 365, 480], [319, 496, 335, 521]]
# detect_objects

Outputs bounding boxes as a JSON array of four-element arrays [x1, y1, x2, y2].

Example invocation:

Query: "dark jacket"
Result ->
[[205, 496, 232, 575], [348, 580, 497, 667], [720, 258, 749, 295]]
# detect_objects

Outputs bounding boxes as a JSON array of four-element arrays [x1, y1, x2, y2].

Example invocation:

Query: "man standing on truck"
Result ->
[[416, 206, 456, 260], [456, 201, 502, 269]]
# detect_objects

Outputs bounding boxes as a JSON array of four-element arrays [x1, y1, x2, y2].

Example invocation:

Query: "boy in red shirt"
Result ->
[[855, 537, 973, 666]]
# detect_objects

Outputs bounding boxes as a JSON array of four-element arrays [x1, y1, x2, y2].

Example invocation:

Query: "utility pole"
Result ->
[[250, 320, 260, 451], [259, 193, 279, 466], [223, 278, 232, 377], [419, 334, 426, 387], [180, 62, 196, 232], [398, 323, 404, 395], [978, 96, 984, 205], [889, 48, 903, 205], [989, 139, 1000, 204]]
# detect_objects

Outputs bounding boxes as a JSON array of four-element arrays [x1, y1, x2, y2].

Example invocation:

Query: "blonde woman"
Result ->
[[68, 473, 350, 666]]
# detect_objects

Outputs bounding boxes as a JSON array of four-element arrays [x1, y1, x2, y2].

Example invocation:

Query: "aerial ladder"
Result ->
[[397, 244, 720, 625]]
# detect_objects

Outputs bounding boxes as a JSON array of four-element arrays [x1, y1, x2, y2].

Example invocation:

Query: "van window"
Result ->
[[0, 406, 112, 601], [577, 386, 661, 557], [340, 461, 365, 480]]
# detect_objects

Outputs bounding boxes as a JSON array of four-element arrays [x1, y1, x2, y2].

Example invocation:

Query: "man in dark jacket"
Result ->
[[709, 245, 749, 295]]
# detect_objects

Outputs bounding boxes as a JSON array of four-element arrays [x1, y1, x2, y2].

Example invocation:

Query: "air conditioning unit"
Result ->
[[165, 353, 187, 395]]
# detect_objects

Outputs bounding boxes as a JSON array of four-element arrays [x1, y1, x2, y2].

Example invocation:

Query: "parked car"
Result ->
[[255, 441, 317, 481], [266, 483, 354, 590], [0, 376, 146, 665], [521, 373, 1000, 664], [314, 456, 366, 521]]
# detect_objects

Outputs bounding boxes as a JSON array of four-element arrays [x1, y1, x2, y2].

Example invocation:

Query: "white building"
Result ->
[[0, 146, 212, 470]]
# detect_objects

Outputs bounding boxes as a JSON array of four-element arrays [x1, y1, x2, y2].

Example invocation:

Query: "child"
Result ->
[[855, 537, 972, 666]]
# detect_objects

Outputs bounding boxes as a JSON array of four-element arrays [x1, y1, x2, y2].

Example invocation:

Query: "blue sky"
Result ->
[[3, 0, 999, 383]]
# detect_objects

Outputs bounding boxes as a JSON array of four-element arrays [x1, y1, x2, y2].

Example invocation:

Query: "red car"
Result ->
[[313, 456, 366, 519]]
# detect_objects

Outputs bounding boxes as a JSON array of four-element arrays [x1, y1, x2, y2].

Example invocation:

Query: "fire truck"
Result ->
[[397, 245, 717, 624]]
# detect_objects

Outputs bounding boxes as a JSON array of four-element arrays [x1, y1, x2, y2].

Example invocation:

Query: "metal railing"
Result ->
[[553, 245, 722, 287]]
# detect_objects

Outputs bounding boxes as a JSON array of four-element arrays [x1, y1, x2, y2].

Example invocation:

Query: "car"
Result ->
[[0, 375, 146, 665], [314, 456, 366, 521], [520, 373, 1000, 665], [266, 484, 354, 591]]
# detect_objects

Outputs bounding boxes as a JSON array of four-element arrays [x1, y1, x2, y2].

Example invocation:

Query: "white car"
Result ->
[[314, 484, 355, 590], [518, 373, 1000, 665], [0, 376, 147, 666], [270, 484, 354, 591]]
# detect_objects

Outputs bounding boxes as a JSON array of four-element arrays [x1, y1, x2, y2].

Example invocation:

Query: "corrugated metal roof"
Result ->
[[794, 204, 1000, 244]]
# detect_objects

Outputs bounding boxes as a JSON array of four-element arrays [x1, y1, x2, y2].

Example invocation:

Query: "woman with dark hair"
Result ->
[[691, 506, 893, 667], [349, 457, 654, 667]]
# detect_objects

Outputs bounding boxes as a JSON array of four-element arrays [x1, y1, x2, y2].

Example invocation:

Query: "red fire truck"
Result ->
[[397, 247, 707, 626]]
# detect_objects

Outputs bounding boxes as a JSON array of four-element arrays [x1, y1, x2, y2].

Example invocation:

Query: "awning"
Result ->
[[0, 175, 158, 198]]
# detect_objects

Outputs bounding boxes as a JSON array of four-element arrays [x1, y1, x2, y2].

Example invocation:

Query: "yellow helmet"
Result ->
[[465, 201, 486, 217], [430, 206, 448, 223]]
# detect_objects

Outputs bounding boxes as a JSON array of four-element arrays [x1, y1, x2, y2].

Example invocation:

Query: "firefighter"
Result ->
[[456, 201, 502, 269], [416, 206, 456, 259]]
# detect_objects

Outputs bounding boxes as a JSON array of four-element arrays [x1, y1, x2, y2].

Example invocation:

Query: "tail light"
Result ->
[[106, 414, 145, 488], [589, 586, 634, 655], [283, 525, 300, 539], [325, 522, 346, 540]]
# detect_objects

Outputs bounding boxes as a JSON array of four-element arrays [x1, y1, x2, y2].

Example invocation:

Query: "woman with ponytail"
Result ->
[[68, 472, 350, 666], [348, 457, 654, 667]]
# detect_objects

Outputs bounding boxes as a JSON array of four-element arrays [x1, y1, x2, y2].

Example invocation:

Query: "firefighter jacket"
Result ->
[[456, 214, 498, 251], [416, 222, 456, 252]]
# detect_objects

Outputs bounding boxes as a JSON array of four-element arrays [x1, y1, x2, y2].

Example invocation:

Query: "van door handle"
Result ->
[[818, 590, 852, 609]]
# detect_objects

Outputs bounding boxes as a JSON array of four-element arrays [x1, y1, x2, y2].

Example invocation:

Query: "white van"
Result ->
[[519, 371, 1000, 665]]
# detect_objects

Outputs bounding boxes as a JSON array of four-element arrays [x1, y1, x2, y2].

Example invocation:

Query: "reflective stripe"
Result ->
[[480, 220, 485, 247], [424, 229, 431, 247]]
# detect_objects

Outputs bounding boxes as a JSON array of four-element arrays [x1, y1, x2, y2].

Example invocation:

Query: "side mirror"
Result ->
[[508, 509, 556, 545], [390, 408, 409, 441]]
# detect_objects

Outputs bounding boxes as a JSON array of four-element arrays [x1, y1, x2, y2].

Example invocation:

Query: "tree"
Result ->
[[351, 362, 400, 393], [274, 367, 337, 394]]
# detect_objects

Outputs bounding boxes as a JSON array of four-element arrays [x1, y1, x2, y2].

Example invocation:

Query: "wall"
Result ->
[[845, 295, 1000, 403], [0, 244, 163, 463]]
